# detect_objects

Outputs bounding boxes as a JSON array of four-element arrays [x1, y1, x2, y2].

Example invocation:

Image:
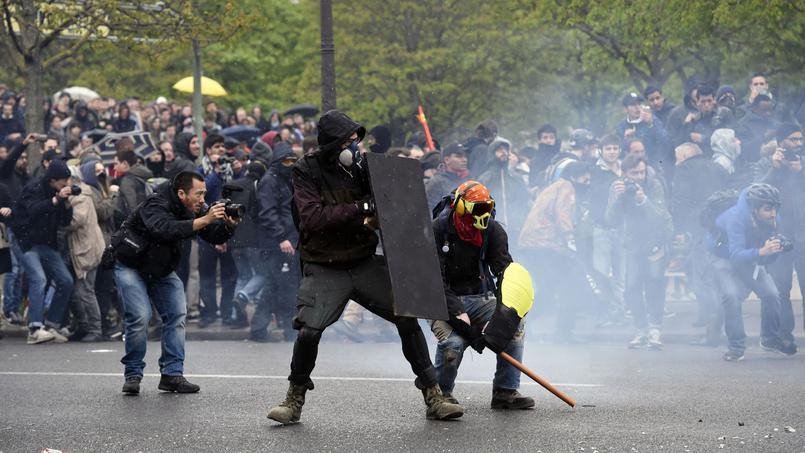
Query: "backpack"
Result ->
[[700, 189, 739, 232]]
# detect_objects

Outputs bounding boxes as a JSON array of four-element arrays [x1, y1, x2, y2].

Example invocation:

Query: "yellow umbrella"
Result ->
[[172, 76, 228, 97]]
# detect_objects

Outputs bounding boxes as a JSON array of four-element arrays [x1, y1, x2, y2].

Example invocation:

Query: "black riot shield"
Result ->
[[365, 152, 449, 320]]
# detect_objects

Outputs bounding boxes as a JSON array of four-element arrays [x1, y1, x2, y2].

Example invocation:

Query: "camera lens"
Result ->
[[70, 184, 82, 196]]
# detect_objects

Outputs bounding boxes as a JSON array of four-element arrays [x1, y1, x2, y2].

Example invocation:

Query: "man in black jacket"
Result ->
[[251, 143, 299, 341], [15, 159, 75, 345], [114, 171, 236, 395], [266, 110, 463, 425], [431, 180, 534, 410], [0, 135, 31, 325]]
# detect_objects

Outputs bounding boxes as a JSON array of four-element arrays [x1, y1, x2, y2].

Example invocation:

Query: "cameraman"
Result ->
[[755, 124, 804, 352], [708, 183, 795, 361], [605, 155, 673, 350], [15, 159, 76, 344], [114, 171, 237, 394]]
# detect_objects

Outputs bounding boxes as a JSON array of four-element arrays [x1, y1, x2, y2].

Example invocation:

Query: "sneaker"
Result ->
[[233, 292, 250, 311], [491, 388, 535, 410], [759, 338, 789, 355], [27, 327, 55, 345], [781, 342, 798, 356], [423, 386, 464, 420], [647, 328, 662, 349], [158, 375, 200, 393], [122, 376, 142, 394], [628, 331, 647, 349], [267, 383, 308, 425], [723, 350, 744, 362], [44, 326, 68, 343]]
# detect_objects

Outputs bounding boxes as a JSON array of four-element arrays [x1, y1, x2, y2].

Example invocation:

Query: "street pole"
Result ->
[[320, 0, 336, 111], [192, 38, 204, 162]]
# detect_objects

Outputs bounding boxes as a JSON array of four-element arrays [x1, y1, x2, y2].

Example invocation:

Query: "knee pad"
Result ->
[[297, 326, 323, 345]]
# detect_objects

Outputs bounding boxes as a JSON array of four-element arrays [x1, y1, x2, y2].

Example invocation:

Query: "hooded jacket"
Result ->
[[164, 132, 198, 179], [64, 182, 105, 279], [72, 102, 97, 132], [80, 161, 116, 244], [707, 187, 778, 268], [477, 138, 529, 237], [711, 128, 741, 175], [292, 110, 374, 265], [257, 142, 298, 250]]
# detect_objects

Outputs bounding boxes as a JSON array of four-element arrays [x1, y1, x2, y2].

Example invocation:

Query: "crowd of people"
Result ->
[[0, 72, 803, 363]]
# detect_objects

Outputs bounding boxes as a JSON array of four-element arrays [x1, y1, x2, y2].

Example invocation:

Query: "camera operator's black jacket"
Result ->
[[433, 212, 512, 316], [118, 184, 234, 278], [258, 142, 298, 250], [14, 177, 73, 252]]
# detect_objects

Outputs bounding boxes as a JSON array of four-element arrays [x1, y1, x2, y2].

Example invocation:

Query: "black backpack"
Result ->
[[700, 189, 739, 232]]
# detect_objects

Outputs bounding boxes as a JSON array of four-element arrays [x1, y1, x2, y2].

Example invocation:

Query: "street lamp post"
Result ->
[[320, 0, 337, 111]]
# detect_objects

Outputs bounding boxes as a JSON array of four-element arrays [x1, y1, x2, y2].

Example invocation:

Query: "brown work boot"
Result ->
[[267, 383, 308, 425], [423, 386, 464, 420], [490, 388, 535, 410]]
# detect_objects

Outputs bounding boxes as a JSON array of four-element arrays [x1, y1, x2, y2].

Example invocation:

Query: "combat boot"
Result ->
[[267, 383, 308, 424], [491, 388, 535, 410], [422, 386, 464, 420]]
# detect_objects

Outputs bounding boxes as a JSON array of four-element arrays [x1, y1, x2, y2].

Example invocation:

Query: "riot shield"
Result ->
[[366, 152, 449, 320]]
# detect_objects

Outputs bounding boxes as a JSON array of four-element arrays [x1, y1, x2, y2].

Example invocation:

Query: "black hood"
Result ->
[[271, 142, 295, 167], [316, 110, 365, 155], [173, 132, 195, 160]]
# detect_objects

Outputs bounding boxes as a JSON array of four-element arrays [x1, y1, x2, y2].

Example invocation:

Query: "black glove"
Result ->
[[356, 199, 375, 216], [447, 317, 486, 354]]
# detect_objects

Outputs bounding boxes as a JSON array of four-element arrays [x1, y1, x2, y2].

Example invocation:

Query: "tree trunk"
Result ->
[[23, 58, 45, 172]]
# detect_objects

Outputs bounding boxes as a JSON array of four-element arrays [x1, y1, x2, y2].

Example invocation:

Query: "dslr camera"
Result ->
[[782, 149, 800, 162], [622, 180, 641, 199], [770, 234, 794, 253], [204, 198, 245, 219]]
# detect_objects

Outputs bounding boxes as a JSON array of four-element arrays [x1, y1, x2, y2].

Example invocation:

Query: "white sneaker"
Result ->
[[27, 328, 56, 345], [628, 330, 647, 349], [647, 328, 662, 349], [45, 327, 69, 343]]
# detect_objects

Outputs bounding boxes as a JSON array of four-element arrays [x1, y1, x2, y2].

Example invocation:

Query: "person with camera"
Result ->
[[707, 183, 796, 361], [754, 124, 803, 353], [114, 171, 238, 394], [605, 154, 673, 350], [14, 159, 76, 344], [266, 110, 463, 425], [616, 92, 671, 177], [197, 134, 238, 328]]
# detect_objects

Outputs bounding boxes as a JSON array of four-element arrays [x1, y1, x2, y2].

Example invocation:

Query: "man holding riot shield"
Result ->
[[430, 180, 535, 409], [266, 110, 464, 425]]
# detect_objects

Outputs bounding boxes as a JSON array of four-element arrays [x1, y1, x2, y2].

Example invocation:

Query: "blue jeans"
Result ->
[[712, 257, 783, 354], [768, 245, 805, 346], [231, 247, 269, 303], [20, 245, 74, 328], [114, 263, 187, 378], [2, 230, 24, 316], [432, 294, 524, 395]]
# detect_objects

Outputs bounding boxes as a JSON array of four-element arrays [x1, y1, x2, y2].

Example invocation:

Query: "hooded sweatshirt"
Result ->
[[292, 110, 374, 265], [711, 128, 741, 175], [708, 187, 778, 268], [164, 132, 198, 179], [257, 142, 298, 250]]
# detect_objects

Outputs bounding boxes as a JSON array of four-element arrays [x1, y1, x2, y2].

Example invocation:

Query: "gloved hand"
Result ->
[[356, 199, 375, 216], [447, 317, 486, 354]]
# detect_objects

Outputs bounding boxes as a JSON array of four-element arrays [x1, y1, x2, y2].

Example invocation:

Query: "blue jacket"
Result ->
[[707, 187, 777, 268], [257, 143, 298, 249]]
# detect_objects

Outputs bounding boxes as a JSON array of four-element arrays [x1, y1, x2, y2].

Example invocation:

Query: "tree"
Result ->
[[0, 0, 243, 165]]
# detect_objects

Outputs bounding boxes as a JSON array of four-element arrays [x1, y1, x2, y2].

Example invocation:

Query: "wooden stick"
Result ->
[[499, 351, 576, 408]]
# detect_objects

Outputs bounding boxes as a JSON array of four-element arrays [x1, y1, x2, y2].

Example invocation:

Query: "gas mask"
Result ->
[[339, 141, 362, 168]]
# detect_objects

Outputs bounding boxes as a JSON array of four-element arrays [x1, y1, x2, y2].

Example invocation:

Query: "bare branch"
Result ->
[[2, 0, 26, 58]]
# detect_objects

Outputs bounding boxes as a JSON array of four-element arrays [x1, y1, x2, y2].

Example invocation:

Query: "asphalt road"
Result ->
[[1, 335, 803, 453]]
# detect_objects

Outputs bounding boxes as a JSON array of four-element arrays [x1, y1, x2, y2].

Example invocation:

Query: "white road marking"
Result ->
[[0, 371, 602, 387]]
